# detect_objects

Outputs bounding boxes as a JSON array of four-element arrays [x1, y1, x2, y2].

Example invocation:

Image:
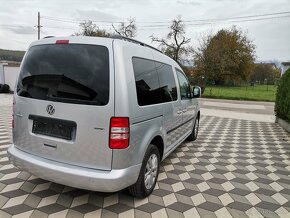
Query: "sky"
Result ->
[[0, 0, 290, 62]]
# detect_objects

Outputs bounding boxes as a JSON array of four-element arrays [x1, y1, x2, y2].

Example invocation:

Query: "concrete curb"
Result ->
[[276, 117, 290, 133]]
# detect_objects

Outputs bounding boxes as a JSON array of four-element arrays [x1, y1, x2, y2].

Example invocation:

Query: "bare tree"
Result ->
[[151, 16, 193, 64], [75, 20, 111, 37], [112, 17, 137, 38]]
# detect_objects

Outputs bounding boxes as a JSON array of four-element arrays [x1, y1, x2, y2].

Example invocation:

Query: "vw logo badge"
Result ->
[[46, 104, 55, 115]]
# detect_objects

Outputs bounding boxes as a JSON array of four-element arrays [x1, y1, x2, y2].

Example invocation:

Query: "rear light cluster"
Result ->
[[109, 117, 129, 149], [55, 40, 69, 44]]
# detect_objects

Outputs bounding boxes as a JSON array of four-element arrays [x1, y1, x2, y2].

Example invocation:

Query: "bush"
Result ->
[[275, 69, 290, 122]]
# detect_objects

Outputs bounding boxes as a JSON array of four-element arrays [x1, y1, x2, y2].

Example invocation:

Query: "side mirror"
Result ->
[[192, 86, 201, 98]]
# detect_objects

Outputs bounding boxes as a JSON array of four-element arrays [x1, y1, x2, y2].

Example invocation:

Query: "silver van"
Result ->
[[8, 36, 201, 198]]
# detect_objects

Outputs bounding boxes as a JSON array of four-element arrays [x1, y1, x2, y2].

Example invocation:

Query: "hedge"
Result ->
[[275, 68, 290, 123]]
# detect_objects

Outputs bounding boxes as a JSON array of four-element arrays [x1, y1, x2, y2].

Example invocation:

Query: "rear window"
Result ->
[[17, 44, 110, 105]]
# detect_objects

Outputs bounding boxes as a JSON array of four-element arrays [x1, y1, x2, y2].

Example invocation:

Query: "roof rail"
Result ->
[[111, 35, 162, 53], [43, 36, 55, 39]]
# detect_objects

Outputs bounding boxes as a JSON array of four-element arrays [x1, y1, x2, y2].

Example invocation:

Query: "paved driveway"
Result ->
[[0, 97, 290, 217]]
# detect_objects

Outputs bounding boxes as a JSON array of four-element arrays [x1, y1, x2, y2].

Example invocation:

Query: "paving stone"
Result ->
[[176, 188, 199, 197], [0, 103, 289, 217], [229, 188, 251, 196], [1, 189, 28, 198], [166, 208, 185, 218], [198, 201, 223, 212], [196, 207, 217, 218], [56, 193, 73, 208], [227, 207, 248, 218], [255, 201, 281, 211], [227, 201, 252, 211], [0, 195, 9, 208], [23, 194, 42, 208], [3, 204, 33, 215], [105, 203, 132, 213], [37, 203, 67, 214], [66, 209, 84, 218], [72, 203, 100, 214], [0, 178, 23, 185], [20, 181, 36, 193], [33, 189, 59, 198], [167, 202, 193, 213], [30, 210, 48, 218], [0, 210, 12, 218], [137, 203, 164, 213]]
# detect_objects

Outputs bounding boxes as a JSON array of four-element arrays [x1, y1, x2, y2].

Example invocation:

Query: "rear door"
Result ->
[[153, 62, 183, 150], [13, 40, 114, 170]]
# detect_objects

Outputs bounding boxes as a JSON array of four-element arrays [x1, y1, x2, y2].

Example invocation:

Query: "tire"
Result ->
[[0, 84, 3, 93], [128, 144, 160, 198], [187, 116, 199, 141]]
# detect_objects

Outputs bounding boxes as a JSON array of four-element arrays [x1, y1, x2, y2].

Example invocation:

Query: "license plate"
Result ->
[[30, 115, 76, 140]]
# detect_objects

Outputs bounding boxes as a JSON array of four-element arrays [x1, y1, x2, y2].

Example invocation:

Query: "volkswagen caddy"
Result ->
[[8, 35, 201, 198]]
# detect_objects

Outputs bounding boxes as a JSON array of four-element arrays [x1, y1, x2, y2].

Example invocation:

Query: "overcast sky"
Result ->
[[0, 0, 289, 62]]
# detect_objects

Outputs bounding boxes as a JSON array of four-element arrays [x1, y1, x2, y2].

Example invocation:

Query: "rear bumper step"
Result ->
[[8, 144, 141, 192]]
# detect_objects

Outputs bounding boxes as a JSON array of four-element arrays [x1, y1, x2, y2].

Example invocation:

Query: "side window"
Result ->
[[132, 57, 161, 106], [155, 62, 177, 102], [176, 69, 191, 99]]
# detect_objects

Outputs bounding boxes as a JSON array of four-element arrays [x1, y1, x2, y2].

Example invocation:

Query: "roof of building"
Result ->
[[281, 61, 290, 66]]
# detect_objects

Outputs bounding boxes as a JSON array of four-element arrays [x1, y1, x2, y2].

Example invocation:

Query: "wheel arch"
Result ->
[[150, 135, 164, 161]]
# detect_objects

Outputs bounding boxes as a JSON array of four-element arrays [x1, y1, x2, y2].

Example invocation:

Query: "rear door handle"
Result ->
[[177, 110, 182, 114]]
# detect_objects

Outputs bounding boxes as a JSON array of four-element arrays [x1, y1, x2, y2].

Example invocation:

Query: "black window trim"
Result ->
[[132, 56, 179, 107]]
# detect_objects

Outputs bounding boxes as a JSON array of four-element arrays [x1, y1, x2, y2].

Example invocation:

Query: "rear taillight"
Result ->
[[56, 40, 69, 44], [12, 96, 15, 128], [109, 117, 129, 149]]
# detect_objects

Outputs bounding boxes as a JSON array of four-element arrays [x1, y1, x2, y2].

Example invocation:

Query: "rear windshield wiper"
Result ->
[[47, 95, 104, 105], [17, 89, 32, 98]]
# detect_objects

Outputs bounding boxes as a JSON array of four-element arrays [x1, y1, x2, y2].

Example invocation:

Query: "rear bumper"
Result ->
[[8, 144, 141, 192]]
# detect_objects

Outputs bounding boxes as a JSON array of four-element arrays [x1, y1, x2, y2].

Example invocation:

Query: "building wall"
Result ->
[[0, 64, 6, 84], [2, 66, 20, 91]]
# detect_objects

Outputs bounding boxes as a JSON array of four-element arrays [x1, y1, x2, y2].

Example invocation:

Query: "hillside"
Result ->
[[0, 49, 25, 62]]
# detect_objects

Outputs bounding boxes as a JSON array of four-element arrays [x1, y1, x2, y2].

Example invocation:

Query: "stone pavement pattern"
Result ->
[[0, 96, 290, 217]]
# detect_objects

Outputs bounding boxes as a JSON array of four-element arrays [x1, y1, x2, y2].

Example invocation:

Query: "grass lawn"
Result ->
[[202, 85, 277, 102]]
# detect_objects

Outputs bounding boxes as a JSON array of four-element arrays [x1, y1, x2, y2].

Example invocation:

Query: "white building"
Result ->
[[0, 61, 20, 92], [281, 61, 290, 76]]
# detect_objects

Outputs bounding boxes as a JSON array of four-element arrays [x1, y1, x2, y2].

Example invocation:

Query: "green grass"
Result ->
[[202, 85, 277, 102]]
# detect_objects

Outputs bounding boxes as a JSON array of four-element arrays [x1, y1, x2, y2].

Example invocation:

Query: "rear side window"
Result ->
[[17, 44, 110, 105], [132, 57, 178, 106], [155, 62, 177, 102], [132, 58, 161, 106]]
